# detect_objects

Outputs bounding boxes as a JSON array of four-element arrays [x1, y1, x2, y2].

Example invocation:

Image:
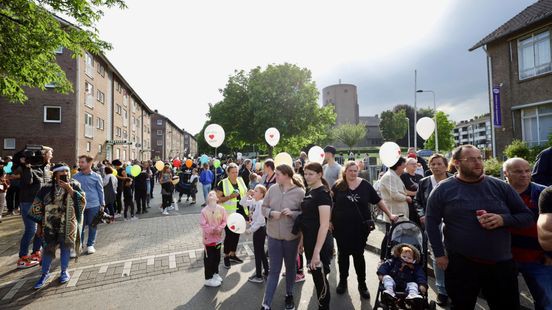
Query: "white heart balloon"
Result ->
[[308, 146, 325, 164], [379, 142, 402, 167], [237, 152, 243, 160], [265, 128, 280, 147], [227, 213, 246, 234], [204, 124, 225, 148], [416, 117, 435, 140]]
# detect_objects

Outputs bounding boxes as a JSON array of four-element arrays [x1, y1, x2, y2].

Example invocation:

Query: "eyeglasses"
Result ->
[[458, 156, 483, 163]]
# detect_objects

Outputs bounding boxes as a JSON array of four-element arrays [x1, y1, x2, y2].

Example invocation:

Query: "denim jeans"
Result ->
[[81, 206, 100, 247], [263, 237, 299, 307], [41, 239, 70, 274], [518, 262, 552, 310], [202, 184, 211, 203], [19, 202, 42, 257]]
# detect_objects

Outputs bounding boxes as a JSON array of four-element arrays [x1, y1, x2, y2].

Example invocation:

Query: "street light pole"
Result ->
[[416, 90, 438, 153], [405, 117, 411, 148]]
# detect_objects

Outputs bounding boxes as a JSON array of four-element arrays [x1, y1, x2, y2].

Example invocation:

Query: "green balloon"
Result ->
[[213, 159, 221, 168], [130, 165, 141, 177]]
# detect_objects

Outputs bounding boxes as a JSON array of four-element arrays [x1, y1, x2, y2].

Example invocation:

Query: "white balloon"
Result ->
[[204, 124, 225, 148], [218, 153, 223, 158], [227, 213, 246, 234], [274, 152, 293, 167], [308, 146, 325, 164], [416, 117, 435, 140], [237, 152, 243, 160], [265, 127, 280, 147], [379, 142, 402, 167]]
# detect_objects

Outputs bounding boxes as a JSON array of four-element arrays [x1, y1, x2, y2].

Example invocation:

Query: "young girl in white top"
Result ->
[[241, 184, 268, 283]]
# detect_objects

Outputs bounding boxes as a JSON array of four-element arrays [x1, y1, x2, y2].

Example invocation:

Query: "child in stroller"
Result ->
[[377, 243, 427, 307]]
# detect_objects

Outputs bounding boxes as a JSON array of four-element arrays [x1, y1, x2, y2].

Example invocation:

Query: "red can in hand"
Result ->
[[476, 210, 487, 216]]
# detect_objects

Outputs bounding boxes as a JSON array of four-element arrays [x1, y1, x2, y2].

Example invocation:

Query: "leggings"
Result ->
[[263, 237, 299, 307], [135, 192, 148, 213], [224, 226, 240, 254], [162, 194, 172, 210], [253, 227, 269, 277], [338, 251, 366, 284]]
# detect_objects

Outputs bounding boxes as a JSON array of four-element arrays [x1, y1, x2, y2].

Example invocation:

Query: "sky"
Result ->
[[95, 0, 537, 135]]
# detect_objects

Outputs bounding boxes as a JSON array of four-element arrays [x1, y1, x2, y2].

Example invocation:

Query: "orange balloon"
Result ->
[[185, 159, 193, 168]]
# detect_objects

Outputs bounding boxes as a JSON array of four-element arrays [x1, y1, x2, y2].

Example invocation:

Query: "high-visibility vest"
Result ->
[[221, 177, 248, 216]]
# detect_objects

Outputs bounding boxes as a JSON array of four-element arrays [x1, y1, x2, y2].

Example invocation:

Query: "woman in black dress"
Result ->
[[331, 161, 398, 299], [298, 162, 333, 310]]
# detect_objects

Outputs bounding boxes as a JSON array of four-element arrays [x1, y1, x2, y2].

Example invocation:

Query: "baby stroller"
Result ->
[[373, 220, 437, 310]]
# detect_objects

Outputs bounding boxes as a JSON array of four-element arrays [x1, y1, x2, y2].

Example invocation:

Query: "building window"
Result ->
[[96, 117, 104, 130], [157, 140, 163, 146], [3, 138, 15, 150], [85, 53, 94, 78], [85, 82, 94, 108], [123, 93, 129, 107], [522, 103, 552, 146], [86, 142, 91, 152], [157, 120, 163, 126], [43, 106, 61, 123], [157, 130, 163, 135], [116, 127, 122, 137], [115, 148, 120, 159], [123, 130, 128, 139], [97, 90, 105, 103], [123, 109, 128, 126], [116, 104, 122, 115], [518, 31, 552, 80], [84, 113, 94, 138], [97, 63, 105, 77], [98, 144, 103, 154], [123, 150, 127, 161]]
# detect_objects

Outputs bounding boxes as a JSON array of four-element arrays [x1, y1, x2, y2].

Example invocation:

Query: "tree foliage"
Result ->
[[423, 111, 456, 152], [0, 0, 126, 103], [334, 123, 367, 150], [503, 139, 531, 161], [197, 63, 336, 156], [379, 109, 408, 142], [392, 104, 434, 147]]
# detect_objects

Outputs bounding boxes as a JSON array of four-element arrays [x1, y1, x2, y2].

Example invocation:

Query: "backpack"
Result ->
[[103, 177, 116, 205]]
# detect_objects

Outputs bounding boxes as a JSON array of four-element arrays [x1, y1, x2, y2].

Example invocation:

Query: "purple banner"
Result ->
[[492, 86, 502, 127]]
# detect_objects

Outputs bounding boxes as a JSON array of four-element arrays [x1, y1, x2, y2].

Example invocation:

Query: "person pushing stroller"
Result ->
[[377, 243, 427, 307]]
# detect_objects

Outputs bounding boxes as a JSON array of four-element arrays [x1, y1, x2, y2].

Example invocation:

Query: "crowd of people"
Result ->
[[0, 142, 551, 310]]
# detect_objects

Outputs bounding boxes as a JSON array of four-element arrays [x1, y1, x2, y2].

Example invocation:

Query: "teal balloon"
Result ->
[[213, 159, 221, 169], [126, 165, 132, 175], [200, 154, 209, 164], [3, 166, 11, 174]]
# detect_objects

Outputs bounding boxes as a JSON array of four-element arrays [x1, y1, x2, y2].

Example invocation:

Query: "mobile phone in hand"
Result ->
[[59, 175, 68, 182]]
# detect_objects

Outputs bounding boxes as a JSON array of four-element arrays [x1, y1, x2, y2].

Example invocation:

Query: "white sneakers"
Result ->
[[204, 278, 222, 287], [70, 248, 77, 258], [87, 246, 96, 254], [406, 293, 423, 300], [162, 210, 169, 215], [213, 274, 223, 283]]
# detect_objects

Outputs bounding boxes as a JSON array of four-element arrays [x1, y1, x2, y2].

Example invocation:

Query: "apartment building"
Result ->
[[183, 130, 198, 158], [453, 115, 492, 149], [151, 111, 185, 161]]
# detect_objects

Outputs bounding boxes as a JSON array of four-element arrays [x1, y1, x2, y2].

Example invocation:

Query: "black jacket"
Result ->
[[414, 174, 452, 219]]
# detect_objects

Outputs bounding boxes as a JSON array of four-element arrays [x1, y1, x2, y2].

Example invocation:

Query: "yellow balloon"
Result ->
[[155, 160, 164, 171], [274, 152, 293, 168], [112, 169, 118, 177]]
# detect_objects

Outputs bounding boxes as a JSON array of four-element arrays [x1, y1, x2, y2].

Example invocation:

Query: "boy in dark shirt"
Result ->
[[123, 179, 136, 220]]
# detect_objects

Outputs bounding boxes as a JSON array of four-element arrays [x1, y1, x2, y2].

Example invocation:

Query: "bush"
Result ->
[[484, 157, 503, 178], [503, 140, 530, 161], [529, 144, 548, 162]]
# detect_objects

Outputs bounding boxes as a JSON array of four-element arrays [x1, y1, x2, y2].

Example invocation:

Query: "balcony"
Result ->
[[85, 95, 94, 108]]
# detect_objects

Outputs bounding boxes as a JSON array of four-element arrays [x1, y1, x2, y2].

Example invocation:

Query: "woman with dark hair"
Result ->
[[159, 166, 174, 216], [260, 164, 305, 310], [261, 159, 277, 189], [28, 162, 86, 289], [297, 162, 333, 309], [240, 159, 253, 188], [332, 161, 398, 299], [102, 166, 118, 219]]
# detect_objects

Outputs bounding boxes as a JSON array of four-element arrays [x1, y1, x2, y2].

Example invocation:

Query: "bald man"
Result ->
[[504, 157, 551, 310]]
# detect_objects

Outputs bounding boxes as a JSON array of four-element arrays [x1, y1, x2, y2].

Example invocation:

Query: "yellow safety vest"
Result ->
[[221, 177, 248, 216]]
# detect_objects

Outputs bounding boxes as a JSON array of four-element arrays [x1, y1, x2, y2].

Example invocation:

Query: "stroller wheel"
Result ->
[[428, 301, 437, 310]]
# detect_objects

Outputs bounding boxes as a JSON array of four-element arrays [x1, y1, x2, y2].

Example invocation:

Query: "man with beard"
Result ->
[[426, 145, 533, 310]]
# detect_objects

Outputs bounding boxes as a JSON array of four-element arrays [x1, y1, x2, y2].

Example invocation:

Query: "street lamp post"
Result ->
[[416, 90, 438, 153], [405, 117, 411, 148]]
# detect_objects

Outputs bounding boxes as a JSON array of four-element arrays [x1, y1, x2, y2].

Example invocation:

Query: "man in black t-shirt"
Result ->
[[538, 186, 552, 251]]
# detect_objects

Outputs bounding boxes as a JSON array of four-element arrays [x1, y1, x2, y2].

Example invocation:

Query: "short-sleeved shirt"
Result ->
[[300, 186, 332, 240], [540, 186, 552, 214], [323, 162, 342, 187]]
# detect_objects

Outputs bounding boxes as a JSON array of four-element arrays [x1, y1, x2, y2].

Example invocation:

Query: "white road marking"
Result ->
[[243, 244, 254, 257], [147, 258, 154, 266], [66, 269, 83, 287], [98, 265, 108, 273], [122, 262, 132, 277], [189, 251, 196, 259], [169, 255, 176, 269], [1, 280, 26, 301]]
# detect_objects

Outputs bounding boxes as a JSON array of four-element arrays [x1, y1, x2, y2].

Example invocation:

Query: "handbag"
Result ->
[[349, 190, 375, 233]]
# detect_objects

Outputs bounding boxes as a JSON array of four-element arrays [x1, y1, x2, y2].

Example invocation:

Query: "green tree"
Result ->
[[334, 123, 367, 150], [0, 0, 126, 103], [198, 63, 336, 156], [392, 104, 434, 147], [503, 139, 531, 160], [423, 111, 456, 152], [379, 109, 408, 142]]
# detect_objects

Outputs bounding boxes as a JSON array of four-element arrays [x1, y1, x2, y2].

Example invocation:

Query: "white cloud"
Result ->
[[438, 92, 489, 123]]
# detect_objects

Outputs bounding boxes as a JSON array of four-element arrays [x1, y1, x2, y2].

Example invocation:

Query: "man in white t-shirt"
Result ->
[[323, 145, 342, 187]]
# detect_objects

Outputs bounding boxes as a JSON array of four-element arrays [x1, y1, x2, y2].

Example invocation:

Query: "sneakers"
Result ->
[[213, 273, 223, 283], [162, 210, 169, 215], [34, 273, 51, 289], [17, 256, 39, 269], [59, 271, 71, 284], [248, 275, 264, 283], [228, 255, 243, 264], [284, 295, 295, 310], [114, 213, 122, 219], [358, 282, 371, 299], [260, 306, 271, 310], [87, 246, 96, 254], [130, 216, 138, 220], [436, 293, 448, 306], [382, 290, 397, 304], [168, 206, 175, 211], [295, 273, 305, 283], [336, 279, 347, 295], [223, 257, 231, 269], [191, 200, 196, 205], [204, 278, 222, 287], [70, 248, 77, 258], [406, 293, 423, 300], [30, 251, 42, 263]]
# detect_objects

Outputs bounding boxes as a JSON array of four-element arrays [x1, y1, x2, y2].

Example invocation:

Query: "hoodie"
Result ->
[[200, 203, 228, 246], [261, 184, 305, 241]]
